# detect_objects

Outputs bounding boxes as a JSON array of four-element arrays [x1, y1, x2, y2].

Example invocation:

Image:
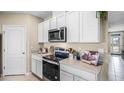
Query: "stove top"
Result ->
[[43, 55, 64, 62]]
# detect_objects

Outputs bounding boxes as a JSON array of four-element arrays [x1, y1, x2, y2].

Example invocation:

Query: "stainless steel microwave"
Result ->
[[48, 27, 66, 42]]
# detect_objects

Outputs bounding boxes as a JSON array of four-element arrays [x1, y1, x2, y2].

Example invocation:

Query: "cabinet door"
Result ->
[[56, 14, 65, 28], [32, 59, 36, 74], [60, 70, 73, 81], [43, 20, 49, 42], [36, 60, 42, 78], [66, 12, 80, 42], [38, 23, 44, 42], [81, 11, 100, 42], [50, 17, 57, 29], [74, 76, 86, 81]]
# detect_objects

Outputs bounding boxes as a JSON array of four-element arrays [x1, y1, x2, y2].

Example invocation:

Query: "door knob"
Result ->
[[22, 52, 25, 54]]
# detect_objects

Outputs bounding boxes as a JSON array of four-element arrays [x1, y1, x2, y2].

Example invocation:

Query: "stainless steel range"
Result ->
[[42, 48, 69, 81]]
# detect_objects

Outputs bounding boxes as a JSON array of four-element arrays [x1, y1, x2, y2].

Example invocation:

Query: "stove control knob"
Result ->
[[55, 76, 58, 79]]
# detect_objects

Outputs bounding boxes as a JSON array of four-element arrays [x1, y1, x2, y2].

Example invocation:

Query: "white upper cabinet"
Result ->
[[38, 23, 44, 42], [38, 11, 100, 43], [80, 11, 100, 42], [66, 12, 80, 42], [43, 20, 49, 42], [49, 17, 57, 29], [56, 13, 66, 28], [38, 20, 49, 43]]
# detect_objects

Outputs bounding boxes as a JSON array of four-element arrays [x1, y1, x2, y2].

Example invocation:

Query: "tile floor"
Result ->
[[109, 54, 124, 81], [0, 74, 40, 81]]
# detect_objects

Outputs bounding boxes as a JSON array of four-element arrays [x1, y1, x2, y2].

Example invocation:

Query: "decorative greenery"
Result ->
[[73, 51, 80, 56], [99, 11, 108, 20], [76, 51, 80, 56]]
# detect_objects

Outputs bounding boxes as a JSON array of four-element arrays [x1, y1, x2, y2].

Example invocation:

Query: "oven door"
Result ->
[[43, 60, 60, 81]]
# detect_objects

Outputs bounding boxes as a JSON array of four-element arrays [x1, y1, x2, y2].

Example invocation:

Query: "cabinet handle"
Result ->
[[96, 11, 98, 18]]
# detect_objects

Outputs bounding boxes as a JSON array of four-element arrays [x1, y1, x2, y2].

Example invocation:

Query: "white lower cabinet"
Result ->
[[36, 60, 42, 78], [32, 58, 43, 79], [32, 59, 36, 74], [60, 70, 73, 81], [60, 63, 100, 81], [60, 70, 87, 81], [74, 76, 86, 81]]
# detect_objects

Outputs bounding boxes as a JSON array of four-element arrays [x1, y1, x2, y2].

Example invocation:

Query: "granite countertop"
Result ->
[[60, 58, 102, 74]]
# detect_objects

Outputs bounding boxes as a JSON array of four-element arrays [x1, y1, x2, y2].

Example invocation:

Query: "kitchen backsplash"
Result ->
[[42, 42, 107, 53]]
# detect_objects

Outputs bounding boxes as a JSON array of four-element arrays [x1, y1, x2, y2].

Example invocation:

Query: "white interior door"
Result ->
[[3, 25, 26, 75]]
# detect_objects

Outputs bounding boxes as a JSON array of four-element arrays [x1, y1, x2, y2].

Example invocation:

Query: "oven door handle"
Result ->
[[42, 58, 59, 65]]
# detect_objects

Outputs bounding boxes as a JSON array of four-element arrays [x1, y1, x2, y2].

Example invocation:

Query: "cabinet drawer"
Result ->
[[36, 60, 42, 78], [74, 76, 86, 81], [32, 54, 42, 61], [32, 59, 36, 74], [60, 70, 73, 81], [60, 64, 96, 80]]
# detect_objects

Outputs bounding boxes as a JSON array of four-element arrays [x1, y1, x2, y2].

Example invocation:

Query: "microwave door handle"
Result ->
[[59, 30, 61, 40]]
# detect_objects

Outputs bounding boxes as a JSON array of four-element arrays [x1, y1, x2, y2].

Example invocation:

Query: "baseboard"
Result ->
[[25, 72, 32, 76]]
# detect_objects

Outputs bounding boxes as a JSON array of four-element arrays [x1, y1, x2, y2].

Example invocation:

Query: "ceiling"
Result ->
[[108, 11, 124, 26], [0, 11, 52, 19]]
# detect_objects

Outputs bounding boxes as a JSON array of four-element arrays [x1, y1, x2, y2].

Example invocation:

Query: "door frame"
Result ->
[[2, 25, 27, 76]]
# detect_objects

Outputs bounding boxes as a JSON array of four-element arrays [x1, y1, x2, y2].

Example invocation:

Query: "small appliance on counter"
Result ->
[[67, 48, 75, 60], [38, 48, 48, 54], [49, 45, 55, 55], [42, 47, 69, 81]]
